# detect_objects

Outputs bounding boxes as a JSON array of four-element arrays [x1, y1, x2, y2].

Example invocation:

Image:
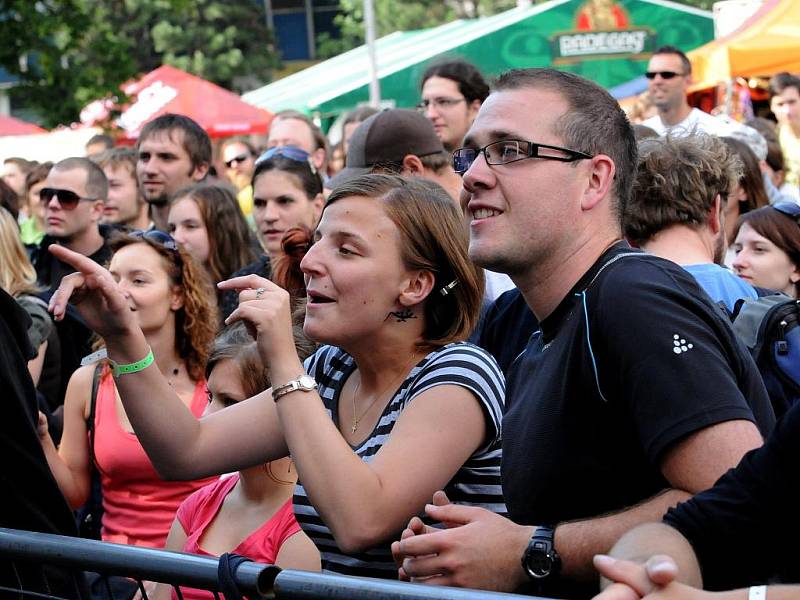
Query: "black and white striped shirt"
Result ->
[[293, 342, 506, 579]]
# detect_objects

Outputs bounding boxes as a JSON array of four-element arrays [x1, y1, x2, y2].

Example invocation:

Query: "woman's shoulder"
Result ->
[[304, 345, 352, 378], [421, 342, 503, 376]]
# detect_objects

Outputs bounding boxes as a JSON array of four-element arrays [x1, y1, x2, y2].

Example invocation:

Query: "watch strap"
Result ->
[[272, 375, 317, 401], [522, 524, 561, 581]]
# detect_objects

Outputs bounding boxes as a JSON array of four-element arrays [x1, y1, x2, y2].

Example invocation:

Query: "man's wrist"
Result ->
[[513, 525, 537, 588]]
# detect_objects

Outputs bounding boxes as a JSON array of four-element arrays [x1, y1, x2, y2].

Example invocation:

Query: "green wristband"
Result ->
[[109, 347, 154, 377]]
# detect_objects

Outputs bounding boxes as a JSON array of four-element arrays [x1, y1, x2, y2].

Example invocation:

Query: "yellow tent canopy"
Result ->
[[688, 0, 800, 91]]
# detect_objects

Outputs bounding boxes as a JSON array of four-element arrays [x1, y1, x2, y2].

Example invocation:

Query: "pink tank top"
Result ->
[[93, 369, 217, 547], [172, 475, 300, 600]]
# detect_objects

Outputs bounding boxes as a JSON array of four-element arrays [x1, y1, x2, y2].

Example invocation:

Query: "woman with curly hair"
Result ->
[[37, 230, 219, 550], [167, 183, 260, 303]]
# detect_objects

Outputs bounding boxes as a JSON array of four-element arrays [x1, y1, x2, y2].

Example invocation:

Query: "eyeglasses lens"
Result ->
[[452, 149, 476, 175]]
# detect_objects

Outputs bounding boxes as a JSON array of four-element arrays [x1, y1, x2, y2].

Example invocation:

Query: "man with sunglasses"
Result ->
[[393, 68, 774, 598], [642, 46, 739, 138], [220, 138, 257, 217], [31, 157, 113, 428]]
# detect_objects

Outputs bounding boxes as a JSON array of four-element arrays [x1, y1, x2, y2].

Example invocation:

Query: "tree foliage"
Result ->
[[317, 0, 517, 59], [0, 0, 278, 128]]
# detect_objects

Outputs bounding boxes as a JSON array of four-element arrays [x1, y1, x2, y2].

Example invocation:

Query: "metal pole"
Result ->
[[364, 0, 381, 107], [305, 0, 316, 60], [262, 0, 274, 30]]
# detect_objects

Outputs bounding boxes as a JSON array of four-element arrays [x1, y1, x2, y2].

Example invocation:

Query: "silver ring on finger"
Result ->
[[255, 287, 266, 300]]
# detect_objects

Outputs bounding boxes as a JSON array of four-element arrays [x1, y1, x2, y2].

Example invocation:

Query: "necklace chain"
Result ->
[[351, 352, 419, 434]]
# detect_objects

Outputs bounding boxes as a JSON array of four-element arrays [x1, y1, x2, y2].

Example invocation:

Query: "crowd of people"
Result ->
[[2, 47, 800, 600]]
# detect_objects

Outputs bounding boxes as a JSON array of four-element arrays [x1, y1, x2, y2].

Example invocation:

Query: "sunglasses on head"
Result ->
[[773, 202, 800, 222], [645, 71, 685, 80], [255, 146, 317, 174], [130, 229, 180, 254], [224, 153, 251, 169], [40, 187, 97, 210]]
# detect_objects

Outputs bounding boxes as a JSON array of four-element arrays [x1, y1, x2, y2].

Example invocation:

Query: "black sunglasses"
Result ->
[[773, 202, 800, 222], [130, 229, 181, 256], [225, 153, 251, 169], [645, 71, 685, 80], [40, 187, 97, 210]]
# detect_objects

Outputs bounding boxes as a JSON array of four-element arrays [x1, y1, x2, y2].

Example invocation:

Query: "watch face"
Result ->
[[527, 551, 552, 578], [298, 375, 316, 390]]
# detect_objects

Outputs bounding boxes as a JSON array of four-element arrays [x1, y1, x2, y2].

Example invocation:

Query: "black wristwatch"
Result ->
[[521, 525, 561, 580]]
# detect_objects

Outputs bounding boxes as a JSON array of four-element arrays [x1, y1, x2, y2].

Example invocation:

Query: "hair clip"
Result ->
[[439, 279, 459, 297]]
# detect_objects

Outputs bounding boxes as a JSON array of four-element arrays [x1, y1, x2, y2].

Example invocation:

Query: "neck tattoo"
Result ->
[[387, 309, 416, 323], [351, 352, 419, 434]]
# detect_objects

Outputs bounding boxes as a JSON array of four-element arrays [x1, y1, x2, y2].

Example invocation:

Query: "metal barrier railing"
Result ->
[[0, 527, 552, 600]]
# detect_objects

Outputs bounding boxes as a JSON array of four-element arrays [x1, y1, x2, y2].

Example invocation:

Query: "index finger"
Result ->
[[396, 526, 450, 558], [49, 244, 107, 277], [217, 274, 279, 292]]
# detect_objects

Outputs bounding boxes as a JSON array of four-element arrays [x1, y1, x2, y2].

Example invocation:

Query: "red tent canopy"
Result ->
[[81, 65, 273, 141], [0, 114, 46, 136]]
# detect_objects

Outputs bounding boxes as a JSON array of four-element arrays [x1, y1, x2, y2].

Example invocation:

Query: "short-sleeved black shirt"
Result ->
[[472, 288, 539, 376], [502, 243, 775, 597], [664, 399, 800, 589]]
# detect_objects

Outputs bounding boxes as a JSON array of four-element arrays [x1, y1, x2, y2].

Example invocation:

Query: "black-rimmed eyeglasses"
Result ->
[[452, 140, 593, 175]]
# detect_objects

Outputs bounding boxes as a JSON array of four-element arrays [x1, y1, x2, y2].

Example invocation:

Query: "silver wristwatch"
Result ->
[[272, 374, 317, 401]]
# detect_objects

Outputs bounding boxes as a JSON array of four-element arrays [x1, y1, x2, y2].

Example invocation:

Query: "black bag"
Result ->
[[729, 294, 800, 419], [76, 363, 104, 539]]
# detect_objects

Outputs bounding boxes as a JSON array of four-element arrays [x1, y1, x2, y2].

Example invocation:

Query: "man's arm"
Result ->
[[557, 418, 762, 580], [396, 418, 762, 591], [592, 523, 800, 600]]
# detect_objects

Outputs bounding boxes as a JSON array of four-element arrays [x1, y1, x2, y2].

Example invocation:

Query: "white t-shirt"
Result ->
[[643, 108, 741, 138]]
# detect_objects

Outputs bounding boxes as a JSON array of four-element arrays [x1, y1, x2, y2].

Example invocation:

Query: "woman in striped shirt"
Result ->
[[48, 174, 505, 578]]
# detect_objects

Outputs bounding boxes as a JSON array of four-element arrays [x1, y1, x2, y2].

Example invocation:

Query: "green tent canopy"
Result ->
[[243, 0, 712, 128]]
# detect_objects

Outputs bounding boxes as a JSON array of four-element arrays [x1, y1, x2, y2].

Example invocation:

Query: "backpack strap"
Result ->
[[731, 294, 794, 351], [87, 362, 103, 465]]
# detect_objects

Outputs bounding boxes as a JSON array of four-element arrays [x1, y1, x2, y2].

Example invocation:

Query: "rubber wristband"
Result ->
[[748, 586, 766, 600], [109, 347, 154, 377]]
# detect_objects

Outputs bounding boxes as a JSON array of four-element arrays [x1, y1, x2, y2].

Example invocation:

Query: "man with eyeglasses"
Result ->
[[31, 157, 114, 434], [393, 68, 774, 598], [642, 46, 739, 138], [419, 59, 489, 152]]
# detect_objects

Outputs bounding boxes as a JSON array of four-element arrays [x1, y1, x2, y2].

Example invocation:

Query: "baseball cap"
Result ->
[[329, 109, 445, 188]]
